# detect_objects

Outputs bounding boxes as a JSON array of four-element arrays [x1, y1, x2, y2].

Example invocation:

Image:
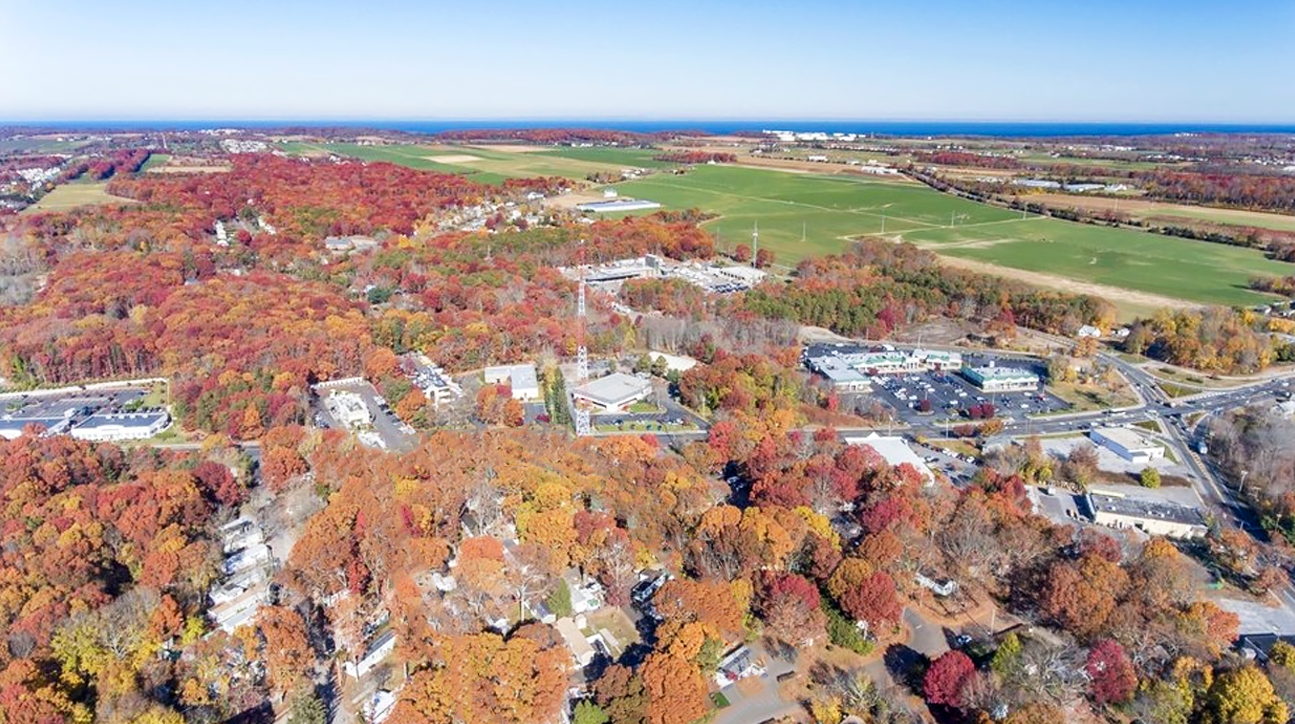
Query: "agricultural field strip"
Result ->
[[614, 174, 954, 228]]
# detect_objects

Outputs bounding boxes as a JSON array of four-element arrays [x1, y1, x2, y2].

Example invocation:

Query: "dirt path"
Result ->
[[932, 254, 1198, 310]]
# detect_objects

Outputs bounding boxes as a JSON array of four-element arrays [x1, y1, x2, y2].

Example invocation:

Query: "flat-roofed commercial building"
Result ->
[[962, 365, 1040, 392], [1090, 426, 1165, 464], [70, 411, 170, 442], [572, 373, 653, 413], [1084, 490, 1208, 539], [844, 433, 935, 485], [483, 364, 541, 401]]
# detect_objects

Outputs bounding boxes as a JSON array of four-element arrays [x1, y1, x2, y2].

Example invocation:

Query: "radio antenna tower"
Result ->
[[752, 221, 759, 261], [573, 239, 592, 436]]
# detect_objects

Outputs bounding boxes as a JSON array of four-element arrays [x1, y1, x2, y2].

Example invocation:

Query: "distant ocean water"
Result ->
[[10, 119, 1295, 137]]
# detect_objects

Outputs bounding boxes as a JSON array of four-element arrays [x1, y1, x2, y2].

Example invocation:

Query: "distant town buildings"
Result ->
[[219, 138, 269, 154], [0, 389, 169, 442], [1090, 426, 1166, 464], [484, 364, 541, 401]]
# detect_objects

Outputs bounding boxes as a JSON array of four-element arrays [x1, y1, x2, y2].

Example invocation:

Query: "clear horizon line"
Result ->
[[3, 117, 1295, 126]]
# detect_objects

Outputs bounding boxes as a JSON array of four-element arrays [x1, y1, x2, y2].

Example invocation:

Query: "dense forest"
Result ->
[[742, 239, 1114, 339]]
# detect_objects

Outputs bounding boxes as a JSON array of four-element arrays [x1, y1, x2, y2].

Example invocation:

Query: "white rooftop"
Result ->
[[573, 373, 652, 406], [1092, 426, 1161, 451], [843, 433, 935, 483]]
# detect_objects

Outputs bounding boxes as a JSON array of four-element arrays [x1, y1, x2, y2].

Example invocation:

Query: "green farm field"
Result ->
[[611, 164, 1290, 307], [614, 165, 1012, 262], [902, 217, 1289, 306], [278, 142, 656, 183]]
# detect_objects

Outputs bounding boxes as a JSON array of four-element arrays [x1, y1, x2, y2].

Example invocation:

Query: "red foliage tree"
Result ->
[[837, 571, 901, 629], [923, 650, 975, 708], [1085, 639, 1137, 705]]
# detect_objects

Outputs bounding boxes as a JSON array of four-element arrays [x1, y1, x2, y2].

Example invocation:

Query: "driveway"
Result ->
[[713, 644, 799, 724]]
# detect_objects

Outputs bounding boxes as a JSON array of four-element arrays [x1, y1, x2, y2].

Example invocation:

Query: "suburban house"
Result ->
[[555, 616, 597, 669], [1090, 426, 1166, 464]]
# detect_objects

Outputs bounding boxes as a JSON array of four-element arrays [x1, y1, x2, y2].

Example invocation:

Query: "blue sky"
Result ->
[[0, 0, 1291, 122]]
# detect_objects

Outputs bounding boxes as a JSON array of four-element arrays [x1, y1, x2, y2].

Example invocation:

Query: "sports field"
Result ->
[[22, 181, 137, 214], [611, 165, 1291, 307]]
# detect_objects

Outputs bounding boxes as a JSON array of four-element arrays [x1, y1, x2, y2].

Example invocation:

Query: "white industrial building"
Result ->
[[483, 364, 541, 401], [572, 373, 653, 413], [1090, 427, 1165, 464], [804, 344, 962, 379], [844, 433, 935, 485], [70, 411, 170, 442], [1085, 490, 1208, 539], [0, 415, 74, 440]]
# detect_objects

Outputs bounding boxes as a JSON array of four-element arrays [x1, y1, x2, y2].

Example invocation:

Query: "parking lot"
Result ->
[[870, 360, 1068, 426], [311, 380, 417, 453], [592, 395, 707, 434]]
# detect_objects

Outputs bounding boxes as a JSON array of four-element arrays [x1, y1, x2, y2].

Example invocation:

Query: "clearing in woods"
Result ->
[[22, 181, 138, 214]]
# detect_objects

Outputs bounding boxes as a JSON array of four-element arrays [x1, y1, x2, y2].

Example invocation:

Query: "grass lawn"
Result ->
[[140, 153, 172, 171], [929, 438, 980, 459], [1046, 380, 1139, 411], [23, 180, 138, 214], [710, 692, 731, 709]]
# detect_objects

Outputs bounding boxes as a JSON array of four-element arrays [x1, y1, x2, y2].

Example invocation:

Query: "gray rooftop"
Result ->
[[76, 411, 168, 428], [1086, 491, 1207, 528]]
